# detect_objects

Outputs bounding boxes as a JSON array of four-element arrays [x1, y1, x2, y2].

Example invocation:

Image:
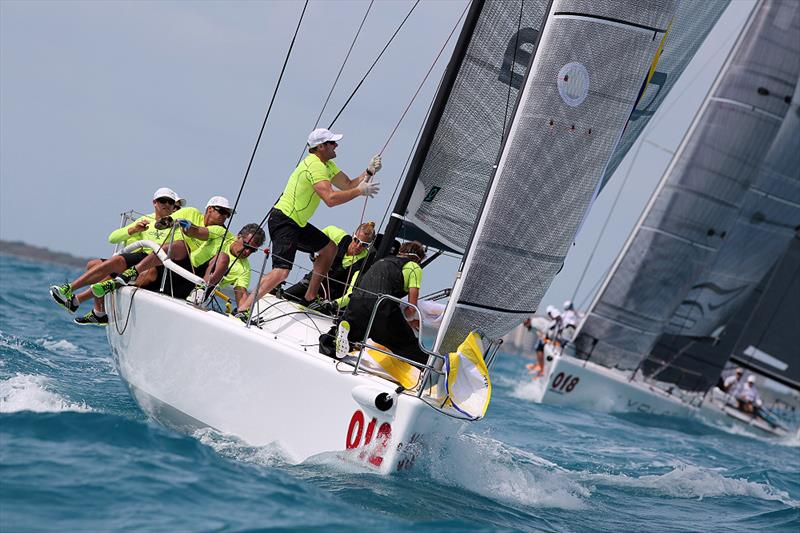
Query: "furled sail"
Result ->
[[394, 0, 726, 254], [574, 0, 800, 372], [435, 0, 680, 353]]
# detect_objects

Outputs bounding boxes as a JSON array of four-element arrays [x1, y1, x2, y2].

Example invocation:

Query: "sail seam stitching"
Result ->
[[455, 301, 536, 314], [552, 12, 666, 34], [708, 96, 784, 121]]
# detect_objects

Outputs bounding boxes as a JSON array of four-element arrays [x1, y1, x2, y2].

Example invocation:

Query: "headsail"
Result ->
[[388, 0, 727, 255], [435, 0, 680, 353], [574, 0, 800, 372]]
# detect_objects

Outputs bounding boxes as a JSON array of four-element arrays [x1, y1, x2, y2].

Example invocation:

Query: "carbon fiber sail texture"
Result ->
[[435, 0, 679, 353], [403, 0, 550, 253], [574, 0, 800, 372]]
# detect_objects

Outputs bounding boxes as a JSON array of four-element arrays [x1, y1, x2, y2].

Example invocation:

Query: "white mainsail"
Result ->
[[435, 0, 680, 353]]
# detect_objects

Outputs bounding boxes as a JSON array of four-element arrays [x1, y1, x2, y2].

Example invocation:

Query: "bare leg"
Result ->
[[70, 256, 127, 291], [306, 241, 336, 301], [239, 268, 290, 311]]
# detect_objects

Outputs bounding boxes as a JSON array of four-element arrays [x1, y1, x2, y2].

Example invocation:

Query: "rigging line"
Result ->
[[327, 0, 422, 129], [215, 0, 309, 288], [500, 0, 525, 144], [378, 2, 469, 156], [295, 0, 374, 166]]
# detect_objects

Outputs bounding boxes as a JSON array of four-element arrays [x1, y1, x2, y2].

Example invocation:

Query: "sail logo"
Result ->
[[498, 28, 539, 90], [423, 186, 441, 203], [557, 62, 589, 107]]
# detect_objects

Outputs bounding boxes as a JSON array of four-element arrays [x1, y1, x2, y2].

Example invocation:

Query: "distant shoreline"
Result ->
[[0, 240, 90, 268]]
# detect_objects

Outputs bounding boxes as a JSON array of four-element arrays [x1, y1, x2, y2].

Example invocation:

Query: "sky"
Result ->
[[0, 0, 755, 313]]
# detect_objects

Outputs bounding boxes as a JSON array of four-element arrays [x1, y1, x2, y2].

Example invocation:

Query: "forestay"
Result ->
[[435, 0, 679, 353], [574, 0, 800, 372]]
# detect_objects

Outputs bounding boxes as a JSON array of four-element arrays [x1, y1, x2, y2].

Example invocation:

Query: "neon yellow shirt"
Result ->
[[402, 261, 422, 292], [321, 225, 368, 267], [218, 237, 251, 289], [275, 154, 340, 227], [172, 206, 230, 267], [108, 213, 176, 251]]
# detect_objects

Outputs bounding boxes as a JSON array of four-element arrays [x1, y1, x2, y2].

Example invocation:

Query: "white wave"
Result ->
[[193, 427, 292, 467], [0, 374, 91, 413], [509, 376, 546, 401], [583, 463, 798, 506], [38, 338, 82, 354], [425, 433, 589, 510]]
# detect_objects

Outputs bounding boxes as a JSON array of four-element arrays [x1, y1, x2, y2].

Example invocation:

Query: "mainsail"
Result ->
[[574, 0, 800, 372], [385, 0, 726, 255], [435, 0, 680, 353]]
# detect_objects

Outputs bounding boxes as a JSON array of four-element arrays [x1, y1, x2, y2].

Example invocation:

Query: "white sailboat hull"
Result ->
[[531, 347, 788, 437], [105, 288, 463, 473]]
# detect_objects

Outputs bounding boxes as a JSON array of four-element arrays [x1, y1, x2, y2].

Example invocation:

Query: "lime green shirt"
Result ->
[[321, 225, 368, 267], [275, 154, 340, 227], [108, 212, 175, 251], [218, 238, 251, 289], [402, 261, 422, 292], [172, 206, 229, 267]]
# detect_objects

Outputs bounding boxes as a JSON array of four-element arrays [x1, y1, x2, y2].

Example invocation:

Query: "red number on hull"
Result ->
[[345, 410, 393, 467]]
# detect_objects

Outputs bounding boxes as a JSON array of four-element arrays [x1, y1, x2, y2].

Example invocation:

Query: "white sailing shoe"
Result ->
[[335, 321, 351, 360]]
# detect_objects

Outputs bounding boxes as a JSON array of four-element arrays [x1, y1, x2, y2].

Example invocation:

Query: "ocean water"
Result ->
[[1, 253, 798, 532]]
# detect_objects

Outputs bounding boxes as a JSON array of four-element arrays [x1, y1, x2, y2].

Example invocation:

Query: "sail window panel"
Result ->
[[438, 1, 680, 353], [406, 0, 550, 253], [602, 1, 731, 188]]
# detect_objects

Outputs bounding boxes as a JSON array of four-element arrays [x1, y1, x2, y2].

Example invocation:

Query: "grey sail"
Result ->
[[574, 0, 800, 372], [645, 231, 800, 391], [665, 76, 800, 337], [399, 0, 725, 254], [435, 0, 679, 353]]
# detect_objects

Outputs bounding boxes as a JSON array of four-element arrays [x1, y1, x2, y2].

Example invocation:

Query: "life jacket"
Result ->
[[349, 255, 414, 306]]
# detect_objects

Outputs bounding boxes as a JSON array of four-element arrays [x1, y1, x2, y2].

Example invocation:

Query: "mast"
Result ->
[[376, 0, 486, 259]]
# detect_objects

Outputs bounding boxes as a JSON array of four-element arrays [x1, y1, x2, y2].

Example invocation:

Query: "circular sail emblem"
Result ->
[[557, 62, 589, 107]]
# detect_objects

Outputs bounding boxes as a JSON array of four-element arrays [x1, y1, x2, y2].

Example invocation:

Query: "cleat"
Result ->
[[49, 284, 79, 313], [114, 267, 138, 286], [335, 320, 351, 360], [186, 286, 209, 306], [91, 279, 121, 298], [74, 310, 108, 326]]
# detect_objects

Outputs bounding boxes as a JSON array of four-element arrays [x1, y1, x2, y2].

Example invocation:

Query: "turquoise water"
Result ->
[[1, 253, 798, 532]]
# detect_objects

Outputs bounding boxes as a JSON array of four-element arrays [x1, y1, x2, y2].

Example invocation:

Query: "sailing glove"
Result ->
[[176, 218, 192, 231], [366, 154, 382, 175], [357, 180, 380, 198]]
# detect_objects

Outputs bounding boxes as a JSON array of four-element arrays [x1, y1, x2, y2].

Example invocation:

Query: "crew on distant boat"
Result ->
[[527, 305, 562, 377], [49, 187, 185, 325], [238, 128, 381, 313], [735, 375, 763, 415], [719, 367, 744, 393], [283, 222, 376, 313], [561, 300, 581, 342], [91, 196, 235, 300], [333, 241, 427, 364]]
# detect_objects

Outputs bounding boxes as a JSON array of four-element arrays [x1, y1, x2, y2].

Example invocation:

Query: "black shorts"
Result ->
[[140, 256, 207, 299], [120, 251, 148, 268], [267, 208, 331, 270]]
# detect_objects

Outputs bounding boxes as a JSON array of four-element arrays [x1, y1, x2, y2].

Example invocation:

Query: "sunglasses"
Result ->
[[155, 197, 176, 205], [324, 140, 338, 147], [241, 242, 258, 254], [211, 206, 232, 217], [352, 235, 372, 248]]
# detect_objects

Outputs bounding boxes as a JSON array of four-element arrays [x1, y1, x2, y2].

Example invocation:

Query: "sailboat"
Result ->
[[104, 0, 690, 472], [531, 0, 800, 437]]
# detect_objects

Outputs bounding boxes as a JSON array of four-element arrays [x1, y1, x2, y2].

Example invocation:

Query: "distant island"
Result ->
[[0, 240, 90, 268]]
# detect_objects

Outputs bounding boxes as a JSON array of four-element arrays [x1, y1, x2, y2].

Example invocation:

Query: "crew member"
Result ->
[[49, 187, 185, 325], [283, 222, 376, 310], [736, 375, 763, 415], [335, 241, 427, 364], [238, 128, 381, 312]]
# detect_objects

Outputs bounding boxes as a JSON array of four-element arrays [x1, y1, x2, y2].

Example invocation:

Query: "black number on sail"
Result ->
[[498, 28, 539, 89]]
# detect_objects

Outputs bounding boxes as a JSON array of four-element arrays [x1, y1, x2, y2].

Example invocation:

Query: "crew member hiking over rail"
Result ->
[[238, 128, 381, 313]]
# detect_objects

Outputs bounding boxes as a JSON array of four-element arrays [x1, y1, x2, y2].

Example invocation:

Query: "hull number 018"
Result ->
[[346, 410, 392, 467], [551, 372, 579, 393]]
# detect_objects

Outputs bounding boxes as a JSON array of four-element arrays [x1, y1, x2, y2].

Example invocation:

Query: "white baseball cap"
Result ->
[[206, 195, 235, 214], [153, 187, 181, 204], [307, 128, 343, 148], [747, 375, 756, 383]]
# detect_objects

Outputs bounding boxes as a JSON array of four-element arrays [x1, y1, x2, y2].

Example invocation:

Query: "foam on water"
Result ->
[[0, 374, 91, 413], [38, 337, 82, 354], [581, 463, 799, 505], [423, 433, 590, 510], [193, 427, 293, 468]]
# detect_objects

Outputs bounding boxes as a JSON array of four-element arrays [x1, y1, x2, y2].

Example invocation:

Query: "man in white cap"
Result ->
[[561, 300, 580, 342], [239, 128, 381, 312], [735, 374, 763, 415], [90, 195, 234, 300], [49, 187, 186, 324]]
